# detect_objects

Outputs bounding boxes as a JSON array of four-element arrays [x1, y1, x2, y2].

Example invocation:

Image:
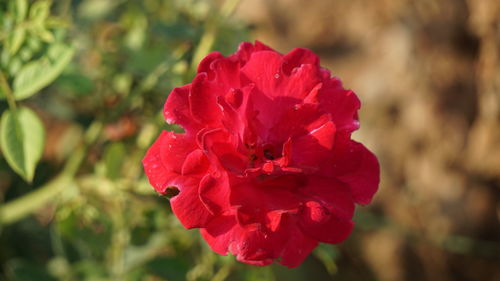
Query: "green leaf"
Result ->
[[7, 25, 26, 55], [7, 57, 23, 76], [15, 0, 28, 22], [13, 43, 74, 100], [8, 0, 29, 55], [0, 107, 45, 182], [19, 46, 34, 62], [29, 0, 51, 23], [28, 0, 54, 42], [32, 26, 54, 43]]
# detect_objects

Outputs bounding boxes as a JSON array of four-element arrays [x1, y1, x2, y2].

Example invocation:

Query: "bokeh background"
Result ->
[[1, 0, 499, 280]]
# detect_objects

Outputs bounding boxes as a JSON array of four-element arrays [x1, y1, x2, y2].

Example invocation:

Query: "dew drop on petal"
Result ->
[[274, 73, 280, 79]]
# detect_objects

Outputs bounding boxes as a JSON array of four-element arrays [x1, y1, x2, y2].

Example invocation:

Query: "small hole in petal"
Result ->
[[164, 186, 180, 199]]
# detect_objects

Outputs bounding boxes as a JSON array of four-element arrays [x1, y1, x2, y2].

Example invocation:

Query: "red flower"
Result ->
[[143, 41, 379, 267]]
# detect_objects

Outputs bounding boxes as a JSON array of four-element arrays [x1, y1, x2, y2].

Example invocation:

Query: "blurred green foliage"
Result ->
[[0, 0, 339, 280]]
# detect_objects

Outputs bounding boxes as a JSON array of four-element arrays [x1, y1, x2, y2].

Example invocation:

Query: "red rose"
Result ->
[[143, 41, 379, 267]]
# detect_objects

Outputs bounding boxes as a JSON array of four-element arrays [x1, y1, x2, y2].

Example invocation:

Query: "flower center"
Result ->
[[260, 143, 279, 160], [246, 143, 281, 169], [263, 149, 275, 160]]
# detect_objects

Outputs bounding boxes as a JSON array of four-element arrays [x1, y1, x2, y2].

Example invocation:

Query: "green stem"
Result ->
[[0, 71, 17, 111], [190, 22, 217, 75], [188, 0, 240, 77], [220, 0, 241, 18], [0, 175, 72, 224], [212, 263, 233, 281]]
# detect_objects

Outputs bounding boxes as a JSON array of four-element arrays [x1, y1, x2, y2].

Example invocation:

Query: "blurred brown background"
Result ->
[[235, 0, 500, 280]]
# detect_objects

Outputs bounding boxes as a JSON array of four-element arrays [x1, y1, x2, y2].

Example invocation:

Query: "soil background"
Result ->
[[235, 1, 500, 280]]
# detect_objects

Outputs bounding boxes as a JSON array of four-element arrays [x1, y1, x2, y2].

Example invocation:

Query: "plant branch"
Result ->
[[0, 71, 17, 111]]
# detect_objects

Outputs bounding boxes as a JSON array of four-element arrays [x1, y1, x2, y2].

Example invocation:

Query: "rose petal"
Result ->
[[216, 95, 243, 136], [197, 51, 224, 79], [337, 142, 380, 205], [200, 129, 248, 174], [233, 41, 273, 66], [241, 51, 284, 98], [276, 215, 318, 268], [159, 132, 197, 175], [170, 176, 214, 229], [164, 85, 201, 133], [282, 48, 320, 76], [282, 64, 322, 100], [210, 58, 240, 89], [142, 131, 178, 193], [301, 178, 355, 220], [291, 121, 336, 168], [299, 210, 354, 244], [181, 149, 209, 175], [143, 131, 196, 194], [267, 102, 326, 140], [318, 86, 361, 132], [200, 216, 274, 266], [199, 172, 230, 215], [230, 182, 301, 231], [200, 215, 235, 255], [189, 73, 222, 125]]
